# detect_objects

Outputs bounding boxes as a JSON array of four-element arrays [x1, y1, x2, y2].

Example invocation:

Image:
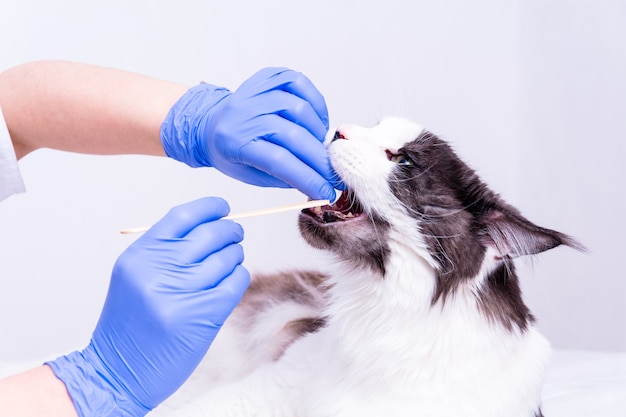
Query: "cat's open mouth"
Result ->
[[303, 190, 364, 223]]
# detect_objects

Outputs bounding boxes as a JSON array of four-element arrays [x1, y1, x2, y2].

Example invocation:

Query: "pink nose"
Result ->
[[332, 130, 347, 141]]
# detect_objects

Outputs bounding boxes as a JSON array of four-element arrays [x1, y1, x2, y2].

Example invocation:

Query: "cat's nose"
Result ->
[[332, 130, 347, 142]]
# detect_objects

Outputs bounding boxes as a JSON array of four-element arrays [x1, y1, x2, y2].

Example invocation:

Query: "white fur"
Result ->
[[153, 118, 550, 417]]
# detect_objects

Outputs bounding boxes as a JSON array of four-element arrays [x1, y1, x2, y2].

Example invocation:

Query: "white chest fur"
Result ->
[[276, 248, 551, 417]]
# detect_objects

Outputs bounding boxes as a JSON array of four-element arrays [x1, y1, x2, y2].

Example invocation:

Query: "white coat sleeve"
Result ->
[[0, 106, 26, 201]]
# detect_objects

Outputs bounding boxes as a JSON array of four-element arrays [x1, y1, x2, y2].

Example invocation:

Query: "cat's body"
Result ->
[[154, 117, 580, 417]]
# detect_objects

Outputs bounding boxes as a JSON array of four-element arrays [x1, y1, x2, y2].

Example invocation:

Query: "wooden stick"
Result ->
[[119, 199, 330, 235]]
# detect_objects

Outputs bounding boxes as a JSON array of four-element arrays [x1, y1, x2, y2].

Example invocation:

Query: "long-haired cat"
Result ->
[[154, 117, 582, 417]]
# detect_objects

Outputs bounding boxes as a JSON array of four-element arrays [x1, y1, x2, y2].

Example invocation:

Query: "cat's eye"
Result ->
[[388, 152, 414, 166]]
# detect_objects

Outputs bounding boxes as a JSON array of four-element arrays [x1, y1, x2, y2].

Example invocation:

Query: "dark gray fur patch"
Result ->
[[298, 214, 391, 276], [478, 263, 534, 331], [236, 270, 328, 361], [388, 131, 581, 331], [242, 270, 328, 313], [271, 316, 328, 361]]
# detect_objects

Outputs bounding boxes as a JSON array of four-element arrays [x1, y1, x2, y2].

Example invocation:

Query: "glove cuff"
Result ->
[[160, 83, 231, 168], [46, 349, 150, 417]]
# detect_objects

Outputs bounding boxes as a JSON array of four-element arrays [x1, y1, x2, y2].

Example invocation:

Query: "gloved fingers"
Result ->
[[252, 113, 336, 186], [193, 264, 251, 327], [237, 67, 329, 131], [245, 89, 328, 142], [145, 197, 231, 239], [215, 163, 293, 189], [275, 71, 329, 132], [172, 220, 244, 265], [178, 244, 245, 291], [239, 139, 337, 201]]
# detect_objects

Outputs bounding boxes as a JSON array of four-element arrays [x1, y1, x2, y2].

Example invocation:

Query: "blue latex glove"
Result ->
[[46, 197, 250, 417], [161, 67, 341, 201]]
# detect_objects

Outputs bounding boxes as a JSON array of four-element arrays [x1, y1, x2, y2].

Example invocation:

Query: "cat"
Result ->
[[153, 117, 582, 417]]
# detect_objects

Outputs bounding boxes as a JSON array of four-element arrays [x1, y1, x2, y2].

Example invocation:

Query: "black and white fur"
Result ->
[[154, 117, 581, 417]]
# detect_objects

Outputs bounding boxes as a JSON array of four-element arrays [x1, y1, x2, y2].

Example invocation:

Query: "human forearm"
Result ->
[[0, 60, 188, 159], [0, 365, 78, 417], [0, 62, 339, 199]]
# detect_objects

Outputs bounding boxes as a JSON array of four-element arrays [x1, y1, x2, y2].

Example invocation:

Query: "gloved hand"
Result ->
[[46, 197, 250, 417], [160, 67, 341, 201]]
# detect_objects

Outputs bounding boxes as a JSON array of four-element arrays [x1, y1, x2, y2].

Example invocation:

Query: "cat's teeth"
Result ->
[[346, 212, 354, 218]]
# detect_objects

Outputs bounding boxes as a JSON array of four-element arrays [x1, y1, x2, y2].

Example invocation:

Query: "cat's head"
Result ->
[[298, 117, 582, 325]]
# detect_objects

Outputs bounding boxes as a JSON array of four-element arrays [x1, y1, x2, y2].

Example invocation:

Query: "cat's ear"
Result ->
[[480, 208, 585, 259]]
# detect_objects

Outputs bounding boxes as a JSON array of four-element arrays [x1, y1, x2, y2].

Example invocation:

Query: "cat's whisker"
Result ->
[[420, 233, 464, 240]]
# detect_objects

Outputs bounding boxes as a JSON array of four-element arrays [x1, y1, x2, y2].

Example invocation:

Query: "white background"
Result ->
[[0, 0, 624, 361]]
